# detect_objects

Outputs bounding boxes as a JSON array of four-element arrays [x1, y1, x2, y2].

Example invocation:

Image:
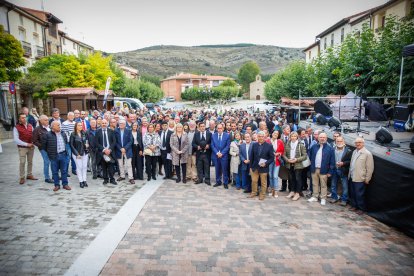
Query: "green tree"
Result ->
[[0, 25, 26, 82], [265, 60, 310, 102], [219, 79, 238, 87], [140, 73, 161, 86], [118, 79, 163, 102], [237, 61, 260, 92], [110, 62, 127, 94]]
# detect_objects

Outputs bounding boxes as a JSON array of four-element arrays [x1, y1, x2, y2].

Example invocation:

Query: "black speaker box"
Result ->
[[328, 116, 341, 128], [315, 113, 327, 125], [314, 100, 333, 117], [375, 127, 393, 144], [394, 104, 413, 121]]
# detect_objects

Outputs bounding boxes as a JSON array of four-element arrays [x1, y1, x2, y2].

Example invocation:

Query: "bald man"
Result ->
[[349, 137, 374, 212]]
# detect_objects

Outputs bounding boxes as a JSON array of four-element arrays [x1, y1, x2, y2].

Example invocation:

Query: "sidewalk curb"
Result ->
[[64, 179, 164, 276]]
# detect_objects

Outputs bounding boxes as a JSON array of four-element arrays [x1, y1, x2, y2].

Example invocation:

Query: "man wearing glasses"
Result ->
[[349, 137, 374, 212]]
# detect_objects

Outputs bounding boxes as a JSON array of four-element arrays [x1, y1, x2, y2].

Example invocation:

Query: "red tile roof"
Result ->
[[162, 73, 230, 81], [20, 7, 63, 23], [96, 90, 115, 96], [48, 87, 95, 96]]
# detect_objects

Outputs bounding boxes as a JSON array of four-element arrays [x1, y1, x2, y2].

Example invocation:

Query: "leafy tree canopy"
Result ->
[[237, 61, 261, 92], [0, 25, 26, 82]]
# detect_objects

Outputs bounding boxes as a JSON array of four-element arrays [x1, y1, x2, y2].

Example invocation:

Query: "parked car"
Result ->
[[156, 98, 167, 106], [167, 96, 176, 102], [114, 97, 145, 110], [145, 102, 155, 112]]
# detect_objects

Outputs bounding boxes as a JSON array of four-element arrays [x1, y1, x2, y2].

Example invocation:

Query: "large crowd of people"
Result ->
[[13, 104, 374, 212]]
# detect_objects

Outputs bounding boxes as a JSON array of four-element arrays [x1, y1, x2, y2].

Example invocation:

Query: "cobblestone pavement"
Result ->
[[102, 181, 414, 275], [0, 141, 146, 275]]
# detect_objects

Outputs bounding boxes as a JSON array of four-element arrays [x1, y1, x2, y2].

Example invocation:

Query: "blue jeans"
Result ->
[[66, 144, 77, 173], [331, 168, 348, 202], [233, 165, 242, 189], [241, 168, 251, 191], [268, 162, 280, 190], [40, 149, 51, 180], [50, 152, 68, 187]]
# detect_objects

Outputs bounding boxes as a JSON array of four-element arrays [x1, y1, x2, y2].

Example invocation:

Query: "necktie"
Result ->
[[103, 130, 108, 148], [201, 132, 205, 141], [162, 131, 166, 147]]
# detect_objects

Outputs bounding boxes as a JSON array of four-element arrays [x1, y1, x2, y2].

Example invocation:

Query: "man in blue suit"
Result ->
[[211, 123, 231, 189], [75, 111, 90, 131], [240, 132, 254, 193], [114, 119, 135, 184]]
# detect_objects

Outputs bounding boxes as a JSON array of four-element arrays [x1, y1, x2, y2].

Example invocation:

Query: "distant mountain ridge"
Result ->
[[111, 44, 304, 79]]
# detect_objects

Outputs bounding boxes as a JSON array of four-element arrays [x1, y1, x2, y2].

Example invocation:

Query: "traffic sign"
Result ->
[[9, 82, 16, 94]]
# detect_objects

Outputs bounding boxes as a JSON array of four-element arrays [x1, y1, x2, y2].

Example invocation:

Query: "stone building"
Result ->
[[249, 75, 265, 100]]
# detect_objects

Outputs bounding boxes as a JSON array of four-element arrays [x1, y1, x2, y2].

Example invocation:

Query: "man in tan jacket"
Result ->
[[349, 137, 374, 212]]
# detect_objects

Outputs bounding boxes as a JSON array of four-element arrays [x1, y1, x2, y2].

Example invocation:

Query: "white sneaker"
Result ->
[[321, 199, 326, 206], [308, 197, 318, 202], [268, 193, 272, 196]]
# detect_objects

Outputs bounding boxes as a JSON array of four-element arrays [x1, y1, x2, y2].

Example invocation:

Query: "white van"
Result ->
[[114, 97, 145, 110]]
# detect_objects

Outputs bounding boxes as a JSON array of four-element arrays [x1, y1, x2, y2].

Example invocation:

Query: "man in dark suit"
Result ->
[[75, 110, 90, 131], [193, 122, 211, 185], [211, 123, 231, 189], [248, 131, 275, 200], [280, 124, 291, 192], [159, 121, 173, 179], [240, 132, 254, 193], [115, 120, 134, 184], [96, 119, 117, 185]]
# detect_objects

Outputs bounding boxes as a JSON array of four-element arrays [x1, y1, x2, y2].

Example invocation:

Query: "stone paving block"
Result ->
[[0, 142, 144, 275], [102, 178, 414, 275]]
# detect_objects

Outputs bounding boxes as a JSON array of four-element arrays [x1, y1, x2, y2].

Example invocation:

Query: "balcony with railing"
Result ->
[[36, 46, 45, 59], [21, 41, 32, 57]]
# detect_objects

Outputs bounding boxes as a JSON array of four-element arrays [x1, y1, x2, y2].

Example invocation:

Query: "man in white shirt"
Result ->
[[61, 112, 77, 175]]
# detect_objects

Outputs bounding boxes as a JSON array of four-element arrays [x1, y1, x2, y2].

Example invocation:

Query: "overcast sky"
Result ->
[[10, 0, 388, 53]]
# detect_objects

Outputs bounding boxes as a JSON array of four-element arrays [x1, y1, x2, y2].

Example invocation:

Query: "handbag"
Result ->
[[144, 135, 155, 156], [299, 143, 311, 168]]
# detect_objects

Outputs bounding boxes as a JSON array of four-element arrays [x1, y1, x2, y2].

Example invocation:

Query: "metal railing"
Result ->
[[36, 46, 45, 58], [21, 41, 31, 57]]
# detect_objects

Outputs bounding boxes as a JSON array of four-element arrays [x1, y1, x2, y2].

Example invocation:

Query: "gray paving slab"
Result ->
[[0, 141, 151, 275]]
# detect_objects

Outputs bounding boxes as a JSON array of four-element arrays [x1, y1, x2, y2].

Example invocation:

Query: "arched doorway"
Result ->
[[256, 95, 260, 100]]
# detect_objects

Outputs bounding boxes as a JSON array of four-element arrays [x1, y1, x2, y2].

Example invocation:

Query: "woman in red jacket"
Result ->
[[268, 130, 285, 198]]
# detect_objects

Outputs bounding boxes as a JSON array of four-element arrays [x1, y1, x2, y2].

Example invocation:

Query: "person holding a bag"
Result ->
[[283, 131, 308, 201], [143, 124, 161, 181], [70, 122, 89, 188], [170, 123, 189, 183]]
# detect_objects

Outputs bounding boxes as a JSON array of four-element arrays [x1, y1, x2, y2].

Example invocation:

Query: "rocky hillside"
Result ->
[[111, 44, 304, 78]]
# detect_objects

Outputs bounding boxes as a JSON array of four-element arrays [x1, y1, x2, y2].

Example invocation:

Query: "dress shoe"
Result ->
[[117, 177, 125, 182], [67, 174, 71, 177], [158, 171, 164, 176], [129, 179, 135, 184], [259, 196, 265, 201], [110, 180, 117, 185], [236, 187, 241, 190], [93, 175, 97, 180], [26, 175, 38, 180], [152, 176, 157, 180], [183, 179, 187, 184], [243, 190, 251, 193], [53, 186, 60, 192], [103, 180, 108, 185], [286, 192, 295, 199], [292, 193, 300, 201], [63, 185, 71, 190], [80, 182, 84, 188], [176, 178, 181, 183], [205, 181, 211, 186], [72, 171, 77, 175], [194, 181, 202, 184], [247, 194, 256, 198], [45, 179, 53, 184], [213, 183, 221, 187], [224, 185, 228, 189], [163, 176, 168, 180], [19, 178, 25, 185], [83, 181, 88, 187], [147, 177, 151, 181]]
